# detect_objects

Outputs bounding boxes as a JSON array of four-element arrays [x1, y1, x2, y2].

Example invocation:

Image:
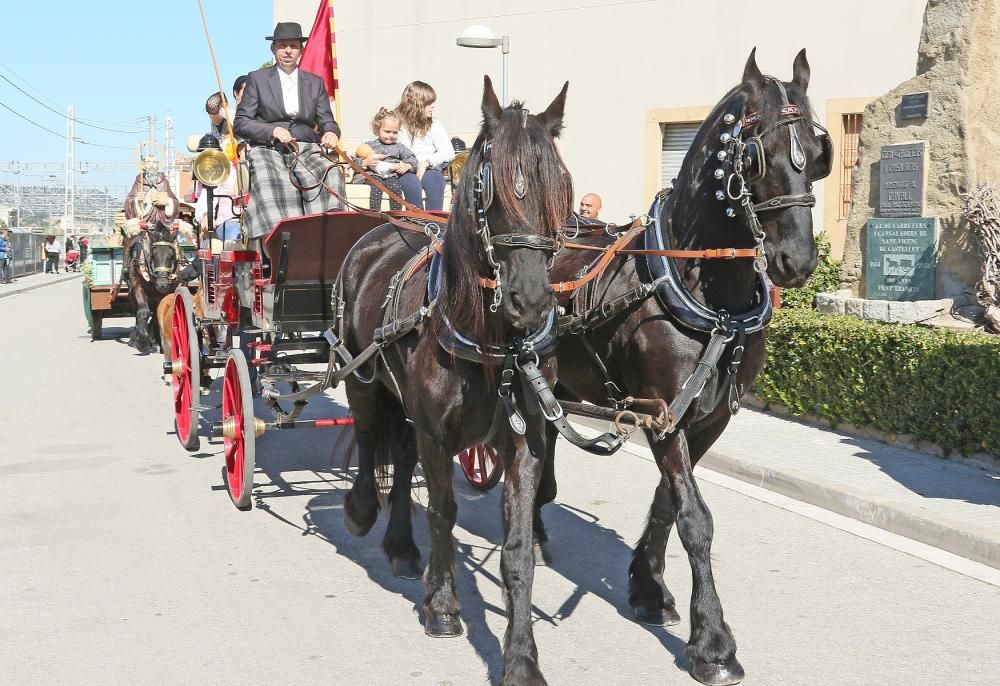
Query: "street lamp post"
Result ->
[[456, 25, 511, 106]]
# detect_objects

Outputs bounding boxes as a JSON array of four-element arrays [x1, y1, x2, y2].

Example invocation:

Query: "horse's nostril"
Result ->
[[509, 291, 524, 313]]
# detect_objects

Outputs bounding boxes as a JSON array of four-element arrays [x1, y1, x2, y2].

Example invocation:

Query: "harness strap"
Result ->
[[564, 242, 762, 260], [654, 329, 729, 438], [552, 225, 646, 293], [752, 193, 816, 213], [556, 280, 660, 336], [517, 357, 625, 456], [261, 313, 429, 404]]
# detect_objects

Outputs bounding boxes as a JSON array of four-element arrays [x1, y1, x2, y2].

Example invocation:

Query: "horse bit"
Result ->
[[474, 108, 565, 312]]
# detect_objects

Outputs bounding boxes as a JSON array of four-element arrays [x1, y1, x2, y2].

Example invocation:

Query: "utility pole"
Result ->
[[12, 160, 22, 227], [147, 115, 157, 144], [65, 106, 75, 236], [165, 115, 176, 190]]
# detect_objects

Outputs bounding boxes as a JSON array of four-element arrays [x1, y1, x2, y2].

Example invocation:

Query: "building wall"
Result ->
[[275, 0, 926, 251]]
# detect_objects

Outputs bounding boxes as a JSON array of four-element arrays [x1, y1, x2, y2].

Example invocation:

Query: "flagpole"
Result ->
[[328, 0, 342, 129]]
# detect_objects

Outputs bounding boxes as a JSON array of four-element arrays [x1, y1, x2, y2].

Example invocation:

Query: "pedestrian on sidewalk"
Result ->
[[44, 235, 61, 274], [0, 229, 12, 283]]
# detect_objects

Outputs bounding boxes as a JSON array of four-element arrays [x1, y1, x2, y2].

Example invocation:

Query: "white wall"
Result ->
[[275, 0, 927, 222]]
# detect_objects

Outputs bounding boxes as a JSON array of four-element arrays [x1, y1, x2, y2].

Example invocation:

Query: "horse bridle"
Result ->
[[474, 120, 565, 312], [140, 229, 180, 281], [715, 78, 833, 272]]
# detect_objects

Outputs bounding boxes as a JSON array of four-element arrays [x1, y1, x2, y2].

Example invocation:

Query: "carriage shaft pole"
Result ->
[[210, 416, 353, 438]]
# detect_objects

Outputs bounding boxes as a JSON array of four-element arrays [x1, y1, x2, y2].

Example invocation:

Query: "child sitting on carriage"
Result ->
[[354, 108, 418, 211]]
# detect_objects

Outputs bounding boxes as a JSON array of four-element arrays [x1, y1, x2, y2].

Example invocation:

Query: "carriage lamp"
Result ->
[[456, 25, 511, 106]]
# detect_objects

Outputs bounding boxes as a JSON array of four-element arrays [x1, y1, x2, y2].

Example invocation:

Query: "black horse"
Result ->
[[124, 221, 180, 353], [525, 49, 827, 685], [356, 50, 829, 685], [338, 76, 572, 684]]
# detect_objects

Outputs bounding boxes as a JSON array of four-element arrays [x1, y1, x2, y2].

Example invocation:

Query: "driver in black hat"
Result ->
[[234, 22, 340, 150]]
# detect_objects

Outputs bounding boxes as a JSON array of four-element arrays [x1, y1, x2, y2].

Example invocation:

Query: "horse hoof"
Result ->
[[424, 613, 463, 638], [689, 656, 744, 686], [533, 540, 552, 566], [343, 490, 378, 537], [633, 605, 681, 626], [390, 556, 423, 580]]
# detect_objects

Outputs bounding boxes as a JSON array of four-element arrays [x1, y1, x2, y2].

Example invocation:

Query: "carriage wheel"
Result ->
[[458, 444, 503, 491], [222, 349, 257, 510], [171, 287, 201, 452]]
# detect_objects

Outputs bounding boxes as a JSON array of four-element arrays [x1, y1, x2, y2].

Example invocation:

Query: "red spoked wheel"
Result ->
[[222, 349, 257, 510], [171, 287, 201, 452], [458, 444, 503, 491]]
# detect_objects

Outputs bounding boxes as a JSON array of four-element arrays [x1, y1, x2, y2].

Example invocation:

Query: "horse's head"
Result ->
[[147, 221, 179, 293], [692, 49, 829, 288], [445, 76, 572, 335], [732, 49, 829, 286]]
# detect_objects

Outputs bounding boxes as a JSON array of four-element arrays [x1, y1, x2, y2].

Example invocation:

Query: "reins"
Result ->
[[281, 140, 762, 298]]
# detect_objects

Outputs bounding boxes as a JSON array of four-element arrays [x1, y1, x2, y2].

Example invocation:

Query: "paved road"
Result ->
[[2, 279, 999, 685]]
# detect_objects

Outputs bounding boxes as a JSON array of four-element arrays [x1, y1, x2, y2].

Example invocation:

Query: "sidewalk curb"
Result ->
[[571, 415, 1000, 570], [699, 448, 1000, 570], [0, 273, 81, 300]]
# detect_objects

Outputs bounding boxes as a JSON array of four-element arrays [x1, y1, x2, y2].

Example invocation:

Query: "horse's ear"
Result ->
[[792, 48, 810, 90], [742, 47, 765, 92], [538, 81, 569, 138], [482, 75, 503, 131]]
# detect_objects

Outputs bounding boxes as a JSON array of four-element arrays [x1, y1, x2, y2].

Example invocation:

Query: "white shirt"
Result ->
[[398, 120, 455, 167], [277, 68, 299, 118]]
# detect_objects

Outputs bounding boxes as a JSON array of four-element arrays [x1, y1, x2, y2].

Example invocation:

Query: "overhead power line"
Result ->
[[0, 100, 133, 149], [0, 73, 145, 134], [0, 59, 146, 130]]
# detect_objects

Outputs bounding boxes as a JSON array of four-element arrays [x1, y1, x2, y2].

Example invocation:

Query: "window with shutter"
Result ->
[[660, 122, 701, 190]]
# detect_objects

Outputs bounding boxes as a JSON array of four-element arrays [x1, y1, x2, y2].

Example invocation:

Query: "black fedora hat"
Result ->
[[266, 22, 306, 42]]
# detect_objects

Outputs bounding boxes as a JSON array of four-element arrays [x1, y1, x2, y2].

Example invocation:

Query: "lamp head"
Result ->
[[457, 24, 500, 48]]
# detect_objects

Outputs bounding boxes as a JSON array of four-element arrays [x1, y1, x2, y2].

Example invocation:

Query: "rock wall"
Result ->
[[840, 0, 1000, 298]]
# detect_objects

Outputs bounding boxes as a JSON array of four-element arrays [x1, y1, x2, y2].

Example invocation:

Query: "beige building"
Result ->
[[275, 0, 927, 259]]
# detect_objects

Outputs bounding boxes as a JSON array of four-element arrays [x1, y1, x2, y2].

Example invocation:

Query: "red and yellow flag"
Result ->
[[299, 0, 341, 127]]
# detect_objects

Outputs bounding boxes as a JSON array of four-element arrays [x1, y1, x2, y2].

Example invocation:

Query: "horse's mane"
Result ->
[[438, 99, 573, 343]]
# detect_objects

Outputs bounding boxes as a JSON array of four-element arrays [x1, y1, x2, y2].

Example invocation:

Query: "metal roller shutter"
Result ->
[[660, 122, 701, 190]]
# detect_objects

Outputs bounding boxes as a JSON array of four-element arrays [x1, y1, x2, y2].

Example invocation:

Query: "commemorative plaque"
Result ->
[[865, 217, 936, 300], [879, 141, 926, 217], [900, 92, 930, 120]]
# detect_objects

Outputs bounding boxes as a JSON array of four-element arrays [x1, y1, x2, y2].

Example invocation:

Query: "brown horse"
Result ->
[[124, 222, 182, 354]]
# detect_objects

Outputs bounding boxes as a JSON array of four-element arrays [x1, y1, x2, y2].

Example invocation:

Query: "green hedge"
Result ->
[[754, 309, 1000, 456], [780, 232, 841, 310]]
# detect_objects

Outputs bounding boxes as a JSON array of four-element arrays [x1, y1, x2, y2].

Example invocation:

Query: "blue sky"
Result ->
[[0, 1, 274, 188]]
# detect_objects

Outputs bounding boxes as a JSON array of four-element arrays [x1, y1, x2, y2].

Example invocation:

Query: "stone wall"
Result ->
[[840, 0, 1000, 298]]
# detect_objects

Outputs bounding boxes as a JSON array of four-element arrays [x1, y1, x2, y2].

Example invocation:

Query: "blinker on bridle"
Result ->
[[473, 109, 565, 312]]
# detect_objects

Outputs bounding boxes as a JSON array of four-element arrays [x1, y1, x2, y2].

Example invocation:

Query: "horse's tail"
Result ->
[[373, 389, 412, 497], [334, 386, 411, 501]]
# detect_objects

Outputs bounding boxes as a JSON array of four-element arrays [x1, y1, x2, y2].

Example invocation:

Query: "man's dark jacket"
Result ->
[[234, 65, 340, 146]]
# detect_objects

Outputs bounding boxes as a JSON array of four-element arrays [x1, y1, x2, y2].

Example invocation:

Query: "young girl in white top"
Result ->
[[395, 81, 455, 211]]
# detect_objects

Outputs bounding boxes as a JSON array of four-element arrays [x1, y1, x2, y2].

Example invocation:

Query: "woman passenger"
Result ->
[[395, 81, 455, 211]]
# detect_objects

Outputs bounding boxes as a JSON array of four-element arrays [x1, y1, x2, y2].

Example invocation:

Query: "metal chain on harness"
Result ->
[[475, 142, 505, 312]]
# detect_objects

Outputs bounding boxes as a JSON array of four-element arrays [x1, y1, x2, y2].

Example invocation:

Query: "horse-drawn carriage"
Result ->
[[162, 51, 831, 686], [84, 245, 131, 341]]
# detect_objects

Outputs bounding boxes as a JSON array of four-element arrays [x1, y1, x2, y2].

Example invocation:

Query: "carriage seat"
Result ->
[[261, 211, 390, 284]]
